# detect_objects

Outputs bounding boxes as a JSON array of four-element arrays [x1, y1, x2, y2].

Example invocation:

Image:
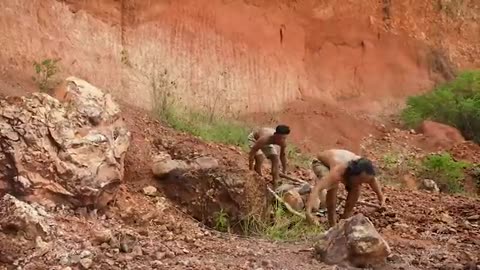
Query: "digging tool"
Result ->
[[267, 186, 306, 219], [338, 195, 382, 209], [279, 172, 309, 185]]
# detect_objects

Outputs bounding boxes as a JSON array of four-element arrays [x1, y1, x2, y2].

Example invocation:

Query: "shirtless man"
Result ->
[[248, 125, 290, 188], [305, 149, 386, 228]]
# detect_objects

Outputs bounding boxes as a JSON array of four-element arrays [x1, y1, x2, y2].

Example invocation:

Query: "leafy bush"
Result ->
[[420, 153, 471, 193], [401, 70, 480, 142]]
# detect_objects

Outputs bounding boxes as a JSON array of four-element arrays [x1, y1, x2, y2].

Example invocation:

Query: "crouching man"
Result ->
[[248, 125, 290, 189], [305, 149, 386, 227]]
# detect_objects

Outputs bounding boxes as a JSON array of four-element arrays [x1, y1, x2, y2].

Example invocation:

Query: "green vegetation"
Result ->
[[151, 69, 251, 148], [401, 70, 480, 143], [286, 145, 312, 169], [419, 152, 471, 194], [213, 208, 231, 233], [378, 150, 475, 194], [238, 201, 324, 241], [160, 106, 250, 148], [32, 58, 61, 93], [262, 201, 324, 241], [378, 151, 418, 187], [382, 152, 400, 170]]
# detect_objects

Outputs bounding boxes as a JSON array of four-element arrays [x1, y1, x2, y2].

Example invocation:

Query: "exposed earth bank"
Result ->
[[1, 0, 479, 150]]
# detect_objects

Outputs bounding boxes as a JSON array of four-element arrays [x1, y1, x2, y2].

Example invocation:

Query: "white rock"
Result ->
[[79, 257, 93, 269], [191, 156, 219, 170], [151, 159, 189, 178], [143, 186, 158, 196], [421, 179, 440, 193]]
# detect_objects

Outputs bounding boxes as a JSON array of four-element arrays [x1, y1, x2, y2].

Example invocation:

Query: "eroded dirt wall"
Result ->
[[0, 0, 478, 116]]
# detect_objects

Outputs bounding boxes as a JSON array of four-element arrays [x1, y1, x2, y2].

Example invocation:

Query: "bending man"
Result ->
[[248, 125, 290, 188], [305, 149, 386, 227]]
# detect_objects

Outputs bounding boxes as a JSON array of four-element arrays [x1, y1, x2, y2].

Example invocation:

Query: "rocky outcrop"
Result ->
[[0, 77, 130, 208], [314, 213, 391, 268]]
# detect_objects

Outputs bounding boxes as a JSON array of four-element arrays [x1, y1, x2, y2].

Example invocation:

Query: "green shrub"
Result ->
[[401, 70, 480, 142], [420, 153, 471, 193]]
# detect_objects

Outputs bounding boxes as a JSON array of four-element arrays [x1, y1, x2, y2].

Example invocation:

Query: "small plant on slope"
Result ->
[[213, 208, 231, 233], [32, 58, 61, 93]]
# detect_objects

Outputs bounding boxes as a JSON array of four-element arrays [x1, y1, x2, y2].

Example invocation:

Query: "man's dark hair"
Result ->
[[344, 158, 376, 191], [274, 124, 290, 135]]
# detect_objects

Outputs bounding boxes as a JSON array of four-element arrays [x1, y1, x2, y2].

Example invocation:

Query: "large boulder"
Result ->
[[314, 213, 391, 268], [418, 120, 465, 149], [0, 77, 130, 208]]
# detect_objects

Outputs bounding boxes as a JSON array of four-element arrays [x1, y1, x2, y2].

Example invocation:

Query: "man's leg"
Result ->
[[262, 145, 280, 188], [270, 155, 280, 189], [248, 131, 263, 176], [312, 160, 330, 211], [254, 153, 265, 175]]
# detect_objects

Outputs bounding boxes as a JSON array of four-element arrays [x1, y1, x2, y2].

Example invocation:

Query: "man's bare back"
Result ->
[[317, 149, 361, 168], [306, 149, 385, 227], [252, 127, 276, 140]]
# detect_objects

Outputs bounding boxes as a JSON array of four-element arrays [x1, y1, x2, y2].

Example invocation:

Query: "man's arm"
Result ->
[[341, 185, 361, 220], [305, 172, 339, 225], [368, 177, 385, 207], [248, 137, 267, 170], [280, 144, 287, 173]]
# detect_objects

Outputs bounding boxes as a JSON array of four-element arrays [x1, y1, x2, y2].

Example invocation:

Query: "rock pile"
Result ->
[[0, 77, 130, 209]]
